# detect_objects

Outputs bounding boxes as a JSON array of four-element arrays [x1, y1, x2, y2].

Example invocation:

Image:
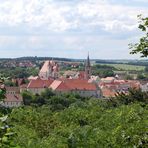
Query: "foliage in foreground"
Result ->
[[130, 15, 148, 57], [0, 88, 142, 147], [4, 99, 147, 148]]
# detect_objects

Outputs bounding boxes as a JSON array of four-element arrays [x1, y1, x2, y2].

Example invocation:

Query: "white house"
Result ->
[[1, 87, 23, 108]]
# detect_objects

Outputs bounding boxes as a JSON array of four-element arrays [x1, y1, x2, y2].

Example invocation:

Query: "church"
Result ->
[[39, 60, 59, 80], [38, 54, 92, 80], [25, 54, 101, 98], [84, 54, 91, 79]]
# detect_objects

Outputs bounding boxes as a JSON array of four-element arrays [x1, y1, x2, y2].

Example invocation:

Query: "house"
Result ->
[[1, 87, 23, 108], [49, 79, 101, 98], [63, 70, 78, 79], [20, 84, 28, 93], [27, 78, 54, 94], [26, 78, 101, 98], [101, 87, 116, 98], [101, 77, 115, 83], [140, 81, 148, 92], [99, 78, 140, 98], [28, 76, 38, 81]]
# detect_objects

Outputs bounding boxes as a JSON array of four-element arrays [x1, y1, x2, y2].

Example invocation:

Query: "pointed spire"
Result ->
[[86, 52, 90, 67], [84, 52, 91, 79]]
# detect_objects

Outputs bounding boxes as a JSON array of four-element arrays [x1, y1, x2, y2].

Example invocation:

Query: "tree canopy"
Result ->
[[130, 15, 148, 57]]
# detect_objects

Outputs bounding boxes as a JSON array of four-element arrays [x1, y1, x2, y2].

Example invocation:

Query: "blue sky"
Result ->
[[0, 0, 148, 59]]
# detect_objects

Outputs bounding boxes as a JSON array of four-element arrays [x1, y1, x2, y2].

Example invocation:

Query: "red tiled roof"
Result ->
[[78, 71, 85, 79], [50, 80, 62, 90], [56, 81, 70, 91], [99, 80, 140, 89], [39, 61, 50, 73], [56, 79, 96, 91], [102, 87, 116, 97], [5, 87, 23, 102], [5, 94, 23, 102], [28, 78, 54, 88], [20, 84, 27, 88], [6, 87, 20, 93]]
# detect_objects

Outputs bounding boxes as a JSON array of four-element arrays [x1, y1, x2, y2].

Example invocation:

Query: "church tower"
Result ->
[[85, 53, 91, 79]]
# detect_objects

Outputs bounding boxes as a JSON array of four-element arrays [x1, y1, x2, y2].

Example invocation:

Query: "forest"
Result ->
[[0, 88, 148, 148]]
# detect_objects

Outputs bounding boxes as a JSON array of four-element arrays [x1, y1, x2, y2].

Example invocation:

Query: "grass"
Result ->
[[98, 63, 145, 71]]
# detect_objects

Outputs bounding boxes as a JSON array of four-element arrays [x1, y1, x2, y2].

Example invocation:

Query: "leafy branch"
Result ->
[[129, 15, 148, 57]]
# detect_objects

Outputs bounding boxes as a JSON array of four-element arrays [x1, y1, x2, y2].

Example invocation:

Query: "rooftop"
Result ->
[[28, 78, 54, 88]]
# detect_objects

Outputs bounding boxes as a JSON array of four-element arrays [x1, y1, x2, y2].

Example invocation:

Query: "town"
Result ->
[[0, 55, 148, 107], [0, 0, 147, 147]]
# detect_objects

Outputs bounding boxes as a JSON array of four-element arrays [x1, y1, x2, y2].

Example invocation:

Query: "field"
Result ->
[[98, 63, 145, 71]]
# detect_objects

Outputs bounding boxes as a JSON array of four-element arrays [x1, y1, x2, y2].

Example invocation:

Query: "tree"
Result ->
[[130, 15, 148, 57], [0, 79, 6, 101], [40, 88, 55, 101], [137, 73, 146, 80], [92, 64, 115, 78], [145, 66, 148, 72], [22, 91, 34, 105], [0, 116, 17, 147], [125, 74, 133, 80], [115, 88, 148, 105]]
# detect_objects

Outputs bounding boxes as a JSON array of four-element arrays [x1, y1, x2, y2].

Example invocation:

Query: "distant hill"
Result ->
[[0, 57, 148, 66]]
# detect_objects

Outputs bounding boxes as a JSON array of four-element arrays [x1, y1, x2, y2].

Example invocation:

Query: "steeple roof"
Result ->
[[86, 53, 90, 67]]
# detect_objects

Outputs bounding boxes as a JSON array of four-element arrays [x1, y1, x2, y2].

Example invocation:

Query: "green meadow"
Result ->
[[99, 63, 145, 71]]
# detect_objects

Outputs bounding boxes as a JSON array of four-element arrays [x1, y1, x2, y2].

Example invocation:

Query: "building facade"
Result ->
[[1, 87, 23, 108], [39, 60, 59, 80]]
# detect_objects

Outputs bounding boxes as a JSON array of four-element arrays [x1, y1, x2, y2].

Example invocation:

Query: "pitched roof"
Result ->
[[49, 80, 62, 90], [5, 94, 23, 102], [39, 61, 50, 73], [101, 77, 115, 82], [20, 84, 27, 88], [56, 81, 70, 91], [102, 87, 116, 97], [85, 54, 90, 67], [6, 87, 20, 93], [28, 76, 38, 80], [28, 78, 54, 88], [54, 79, 97, 91], [78, 71, 85, 79]]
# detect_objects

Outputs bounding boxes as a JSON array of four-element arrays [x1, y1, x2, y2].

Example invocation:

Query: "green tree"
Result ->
[[92, 64, 115, 78], [145, 66, 148, 72], [0, 79, 6, 101], [0, 116, 18, 147], [130, 15, 148, 57], [137, 73, 146, 80], [22, 91, 34, 105], [40, 88, 55, 101], [115, 88, 148, 105], [125, 74, 133, 80]]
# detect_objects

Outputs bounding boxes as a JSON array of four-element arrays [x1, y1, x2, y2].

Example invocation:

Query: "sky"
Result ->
[[0, 0, 148, 59]]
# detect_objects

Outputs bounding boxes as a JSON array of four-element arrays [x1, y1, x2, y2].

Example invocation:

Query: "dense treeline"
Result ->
[[8, 101, 147, 148], [0, 88, 147, 147], [0, 67, 39, 78], [92, 64, 115, 78], [22, 89, 89, 111], [15, 57, 77, 62]]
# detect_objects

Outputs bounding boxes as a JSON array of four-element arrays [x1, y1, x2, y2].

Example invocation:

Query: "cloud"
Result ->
[[0, 0, 147, 33], [0, 34, 140, 59], [0, 0, 147, 59]]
